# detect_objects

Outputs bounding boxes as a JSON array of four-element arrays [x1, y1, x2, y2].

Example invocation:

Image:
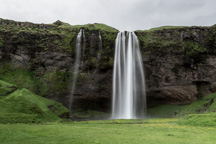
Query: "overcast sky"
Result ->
[[0, 0, 215, 31]]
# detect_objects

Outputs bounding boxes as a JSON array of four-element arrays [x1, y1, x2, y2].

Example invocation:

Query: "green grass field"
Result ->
[[0, 118, 216, 144], [1, 79, 216, 143]]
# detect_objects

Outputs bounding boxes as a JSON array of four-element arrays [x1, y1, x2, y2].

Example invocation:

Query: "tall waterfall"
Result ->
[[112, 32, 146, 119], [69, 29, 84, 117]]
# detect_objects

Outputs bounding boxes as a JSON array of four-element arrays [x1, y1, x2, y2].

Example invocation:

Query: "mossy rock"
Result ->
[[0, 63, 72, 98]]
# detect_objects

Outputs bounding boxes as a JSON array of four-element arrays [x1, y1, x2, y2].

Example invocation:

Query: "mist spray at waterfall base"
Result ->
[[112, 32, 146, 119]]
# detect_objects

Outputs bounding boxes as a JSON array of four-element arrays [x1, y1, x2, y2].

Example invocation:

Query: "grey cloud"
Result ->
[[0, 0, 215, 31]]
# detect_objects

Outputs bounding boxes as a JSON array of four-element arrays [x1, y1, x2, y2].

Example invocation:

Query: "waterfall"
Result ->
[[82, 30, 86, 59], [81, 30, 86, 70], [112, 32, 146, 119], [69, 29, 84, 117], [97, 31, 103, 68]]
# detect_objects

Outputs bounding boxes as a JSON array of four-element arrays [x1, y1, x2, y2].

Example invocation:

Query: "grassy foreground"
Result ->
[[0, 118, 216, 144]]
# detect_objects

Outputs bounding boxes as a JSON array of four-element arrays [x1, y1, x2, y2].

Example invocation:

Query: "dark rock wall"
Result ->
[[136, 26, 216, 106]]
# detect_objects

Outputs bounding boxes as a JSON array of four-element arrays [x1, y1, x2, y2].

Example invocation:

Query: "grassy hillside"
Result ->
[[0, 80, 17, 96], [148, 92, 216, 118], [0, 80, 69, 123]]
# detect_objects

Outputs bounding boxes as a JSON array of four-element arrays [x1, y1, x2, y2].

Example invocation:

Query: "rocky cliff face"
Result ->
[[136, 26, 216, 106], [1, 18, 216, 114], [0, 18, 117, 114]]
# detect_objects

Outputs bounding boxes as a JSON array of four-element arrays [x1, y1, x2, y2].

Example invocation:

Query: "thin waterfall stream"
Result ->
[[97, 31, 103, 69], [112, 32, 146, 119], [69, 29, 84, 117], [69, 30, 104, 117]]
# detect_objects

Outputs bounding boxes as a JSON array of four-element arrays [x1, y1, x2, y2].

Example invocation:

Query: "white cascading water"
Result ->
[[82, 30, 86, 58], [112, 32, 146, 119], [97, 31, 103, 68], [80, 30, 86, 70], [69, 29, 84, 117], [82, 30, 86, 63]]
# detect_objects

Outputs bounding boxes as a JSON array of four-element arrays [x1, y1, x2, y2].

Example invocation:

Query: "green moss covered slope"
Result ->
[[148, 92, 216, 118], [178, 113, 216, 127], [0, 63, 72, 97], [0, 80, 69, 123], [0, 80, 17, 96]]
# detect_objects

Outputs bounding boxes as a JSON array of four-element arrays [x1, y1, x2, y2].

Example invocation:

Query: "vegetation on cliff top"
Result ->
[[52, 21, 118, 54], [139, 26, 188, 32], [135, 24, 216, 58], [0, 18, 118, 54], [55, 21, 118, 32]]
